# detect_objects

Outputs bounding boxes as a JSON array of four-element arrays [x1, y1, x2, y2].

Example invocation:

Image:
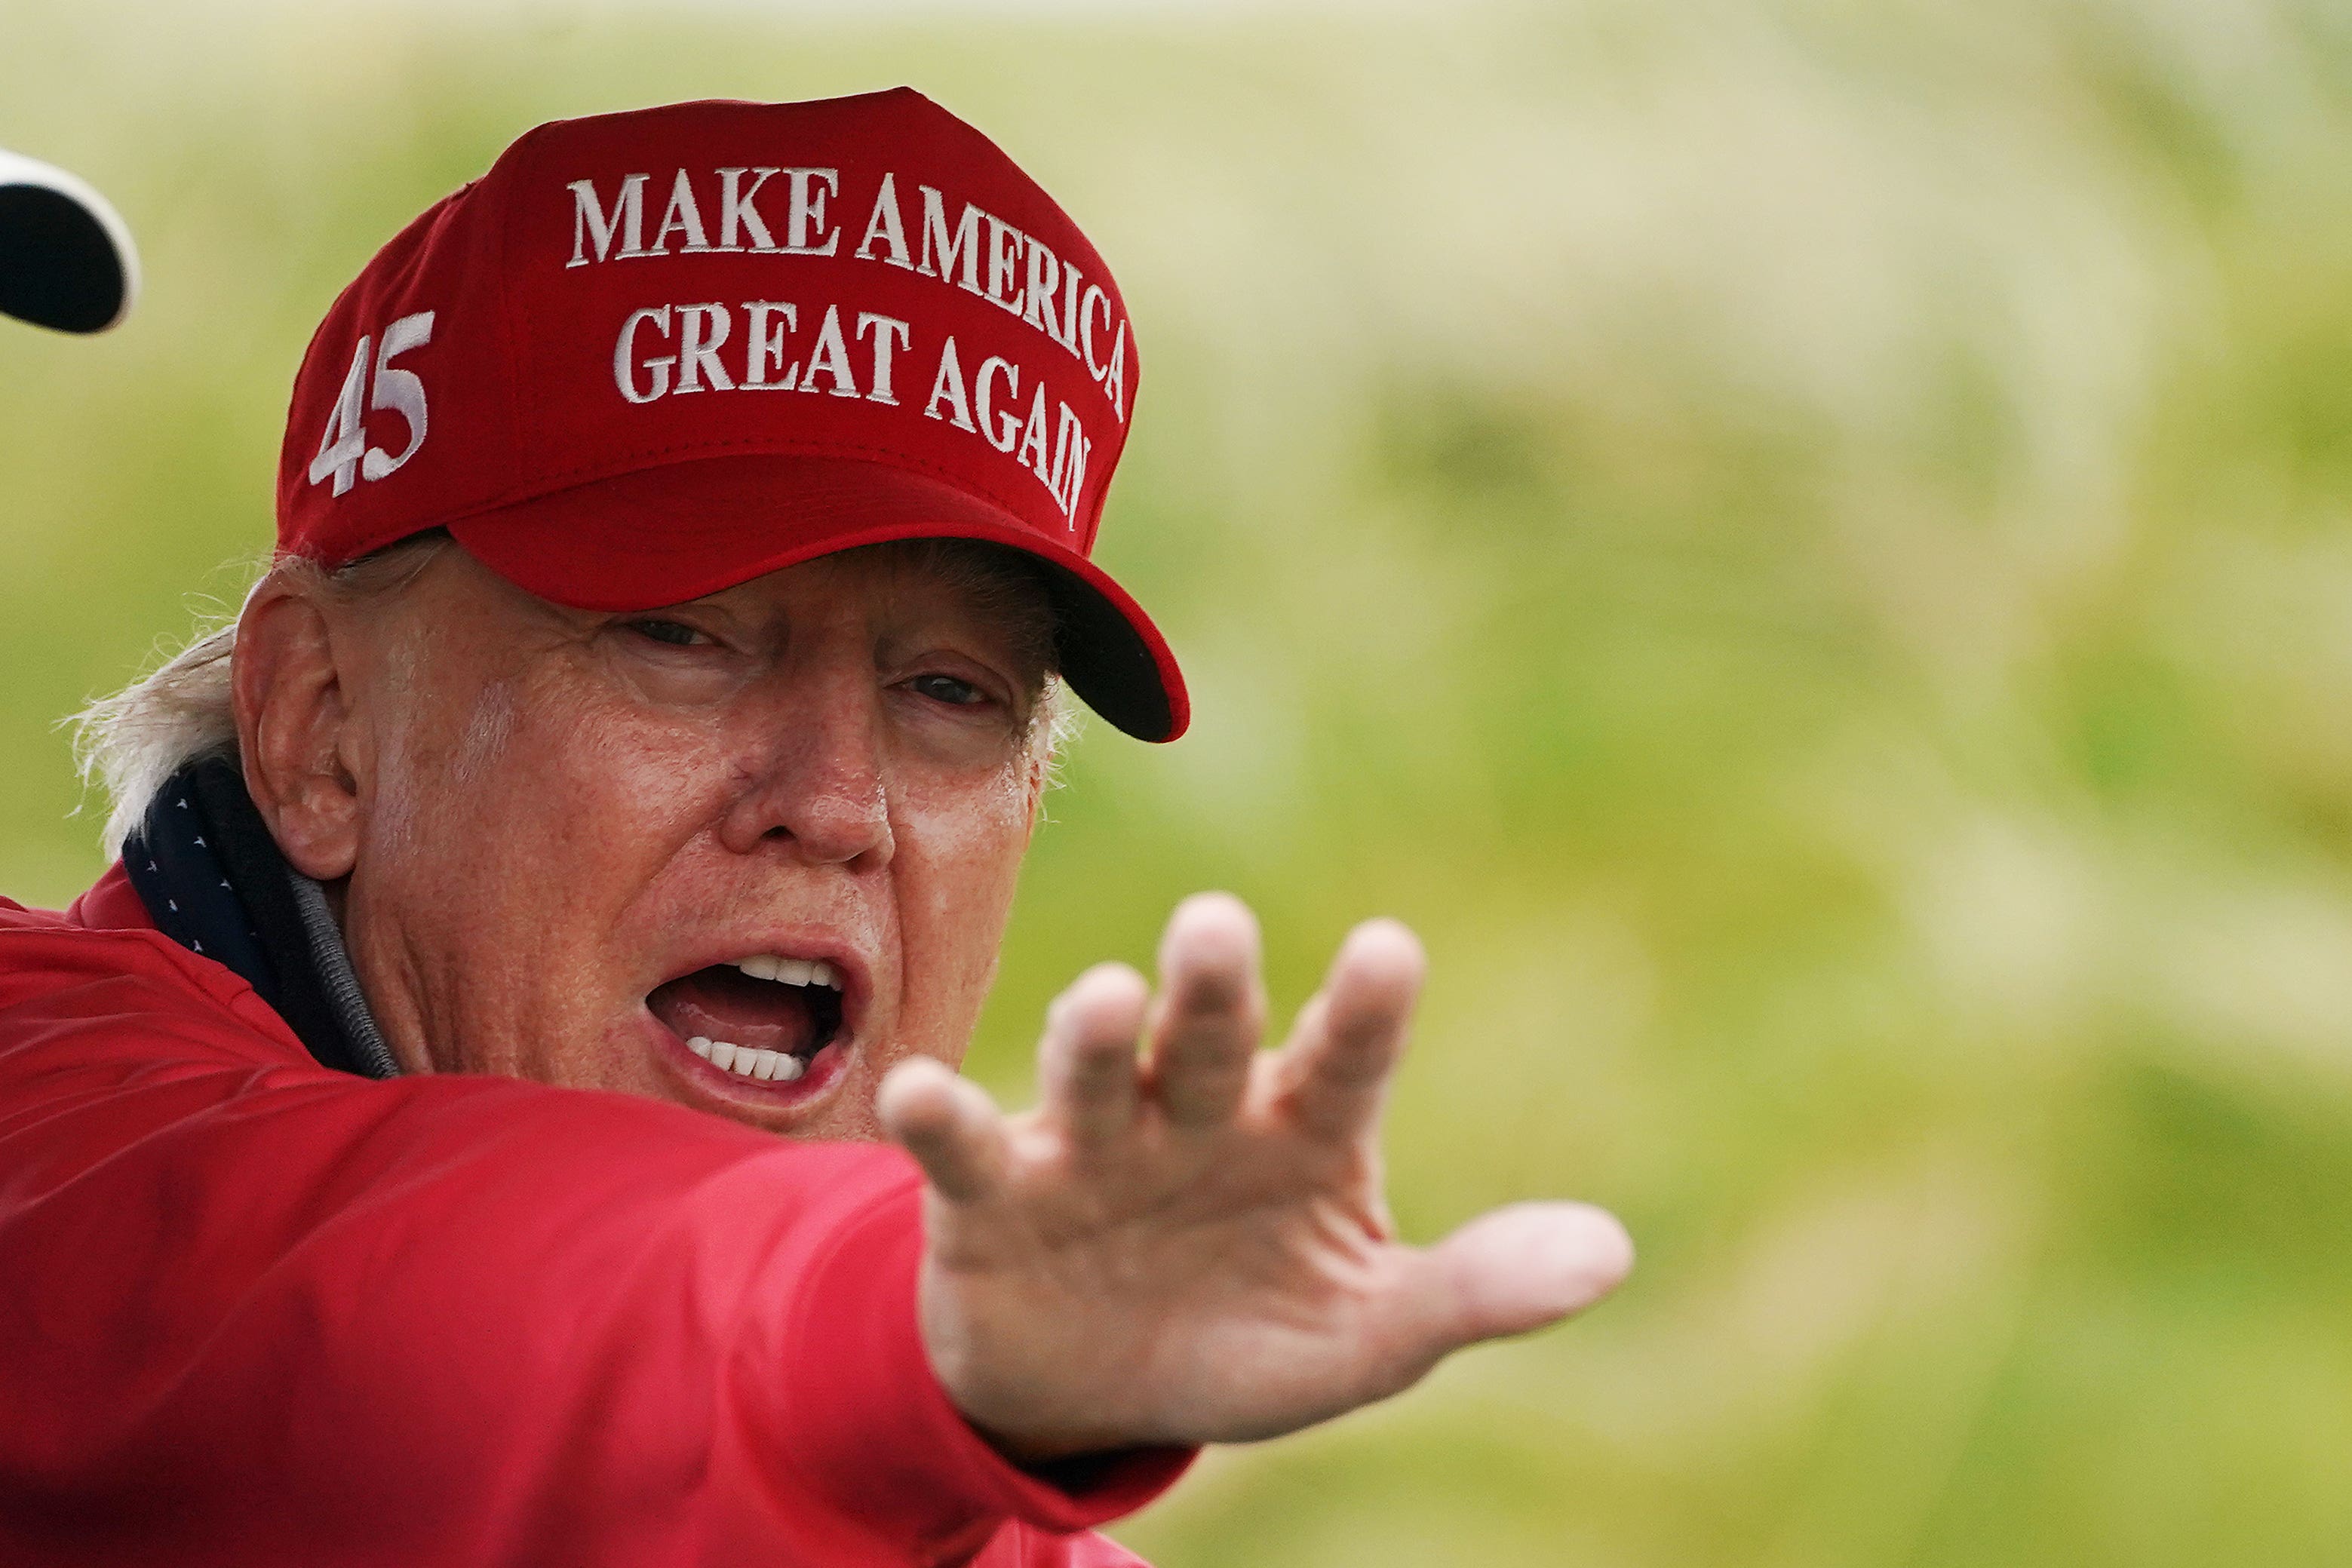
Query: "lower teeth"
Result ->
[[686, 1036, 808, 1082]]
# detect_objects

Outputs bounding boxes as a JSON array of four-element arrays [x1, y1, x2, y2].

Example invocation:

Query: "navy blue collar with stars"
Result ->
[[123, 756, 400, 1079]]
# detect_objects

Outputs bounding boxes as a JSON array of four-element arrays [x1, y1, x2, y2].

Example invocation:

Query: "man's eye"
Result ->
[[908, 673, 985, 707], [625, 618, 708, 648]]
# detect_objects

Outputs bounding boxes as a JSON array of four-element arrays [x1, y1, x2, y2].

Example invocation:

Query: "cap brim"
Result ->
[[0, 149, 137, 334], [444, 454, 1189, 742]]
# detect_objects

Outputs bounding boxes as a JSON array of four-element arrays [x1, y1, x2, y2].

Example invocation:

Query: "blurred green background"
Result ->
[[9, 0, 2352, 1561]]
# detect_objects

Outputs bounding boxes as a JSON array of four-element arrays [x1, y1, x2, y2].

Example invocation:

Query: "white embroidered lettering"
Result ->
[[674, 302, 733, 392], [717, 167, 780, 251], [742, 300, 799, 388], [308, 312, 438, 492], [855, 173, 913, 269], [650, 169, 711, 254], [1015, 380, 1052, 478], [796, 303, 859, 397], [614, 305, 675, 403], [924, 336, 976, 431], [1049, 401, 1090, 519], [917, 186, 981, 290], [1056, 261, 1084, 354], [1079, 284, 1113, 379], [307, 336, 372, 496], [982, 214, 1027, 316], [1101, 319, 1127, 423], [855, 312, 911, 406], [781, 168, 841, 256], [360, 311, 434, 480], [568, 174, 649, 266], [1022, 240, 1061, 339], [975, 354, 1021, 452]]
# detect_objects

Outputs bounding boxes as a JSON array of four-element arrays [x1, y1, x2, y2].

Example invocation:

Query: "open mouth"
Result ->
[[646, 955, 847, 1085]]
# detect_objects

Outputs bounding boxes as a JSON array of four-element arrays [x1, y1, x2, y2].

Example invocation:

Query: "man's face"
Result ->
[[321, 539, 1054, 1140]]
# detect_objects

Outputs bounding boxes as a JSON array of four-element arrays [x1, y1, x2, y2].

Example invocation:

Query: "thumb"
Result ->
[[1413, 1201, 1635, 1350]]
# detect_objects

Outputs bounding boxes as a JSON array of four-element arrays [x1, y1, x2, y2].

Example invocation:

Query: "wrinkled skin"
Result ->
[[235, 538, 1051, 1140]]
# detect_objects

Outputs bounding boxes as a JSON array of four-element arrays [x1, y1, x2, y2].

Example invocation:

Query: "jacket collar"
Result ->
[[124, 756, 399, 1079]]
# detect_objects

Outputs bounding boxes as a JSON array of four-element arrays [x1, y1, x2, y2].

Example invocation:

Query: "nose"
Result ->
[[715, 666, 895, 869]]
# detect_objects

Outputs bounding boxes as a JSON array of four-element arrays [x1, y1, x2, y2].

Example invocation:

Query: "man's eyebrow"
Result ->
[[870, 541, 1061, 674]]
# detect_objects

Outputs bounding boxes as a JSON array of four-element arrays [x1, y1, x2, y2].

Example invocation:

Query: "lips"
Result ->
[[647, 955, 847, 1085]]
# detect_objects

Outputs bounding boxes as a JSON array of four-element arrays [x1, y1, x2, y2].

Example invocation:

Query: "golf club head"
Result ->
[[0, 146, 137, 333]]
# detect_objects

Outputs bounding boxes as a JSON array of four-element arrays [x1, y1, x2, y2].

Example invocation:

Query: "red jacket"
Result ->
[[0, 867, 1187, 1565]]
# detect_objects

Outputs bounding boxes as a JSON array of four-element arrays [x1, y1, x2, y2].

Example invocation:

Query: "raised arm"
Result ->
[[0, 927, 1176, 1567]]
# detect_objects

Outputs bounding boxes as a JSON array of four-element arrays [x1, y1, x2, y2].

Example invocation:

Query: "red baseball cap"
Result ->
[[275, 91, 1187, 741]]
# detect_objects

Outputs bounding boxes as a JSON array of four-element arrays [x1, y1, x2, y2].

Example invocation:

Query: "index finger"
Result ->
[[1270, 918, 1424, 1143]]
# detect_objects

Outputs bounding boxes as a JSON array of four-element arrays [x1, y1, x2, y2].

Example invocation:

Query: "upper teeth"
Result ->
[[729, 954, 843, 989]]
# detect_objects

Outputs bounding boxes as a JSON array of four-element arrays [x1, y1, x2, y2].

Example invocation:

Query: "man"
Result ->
[[0, 91, 1630, 1565]]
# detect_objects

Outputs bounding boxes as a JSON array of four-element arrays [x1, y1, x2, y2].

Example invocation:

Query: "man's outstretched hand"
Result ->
[[877, 893, 1632, 1462]]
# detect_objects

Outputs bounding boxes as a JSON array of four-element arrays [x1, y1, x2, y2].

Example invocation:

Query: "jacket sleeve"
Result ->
[[0, 922, 1190, 1567]]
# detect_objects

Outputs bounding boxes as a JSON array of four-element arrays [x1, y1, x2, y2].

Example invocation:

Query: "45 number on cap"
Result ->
[[308, 311, 436, 497]]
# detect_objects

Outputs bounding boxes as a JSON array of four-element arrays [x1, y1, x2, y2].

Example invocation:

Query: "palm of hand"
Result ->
[[880, 896, 1631, 1462]]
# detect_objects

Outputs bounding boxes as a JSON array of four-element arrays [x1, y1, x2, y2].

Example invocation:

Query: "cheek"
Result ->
[[892, 759, 1039, 1031], [404, 664, 714, 833], [360, 674, 726, 968]]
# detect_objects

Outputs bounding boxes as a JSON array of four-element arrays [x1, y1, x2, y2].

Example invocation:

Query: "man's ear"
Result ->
[[233, 578, 364, 882]]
